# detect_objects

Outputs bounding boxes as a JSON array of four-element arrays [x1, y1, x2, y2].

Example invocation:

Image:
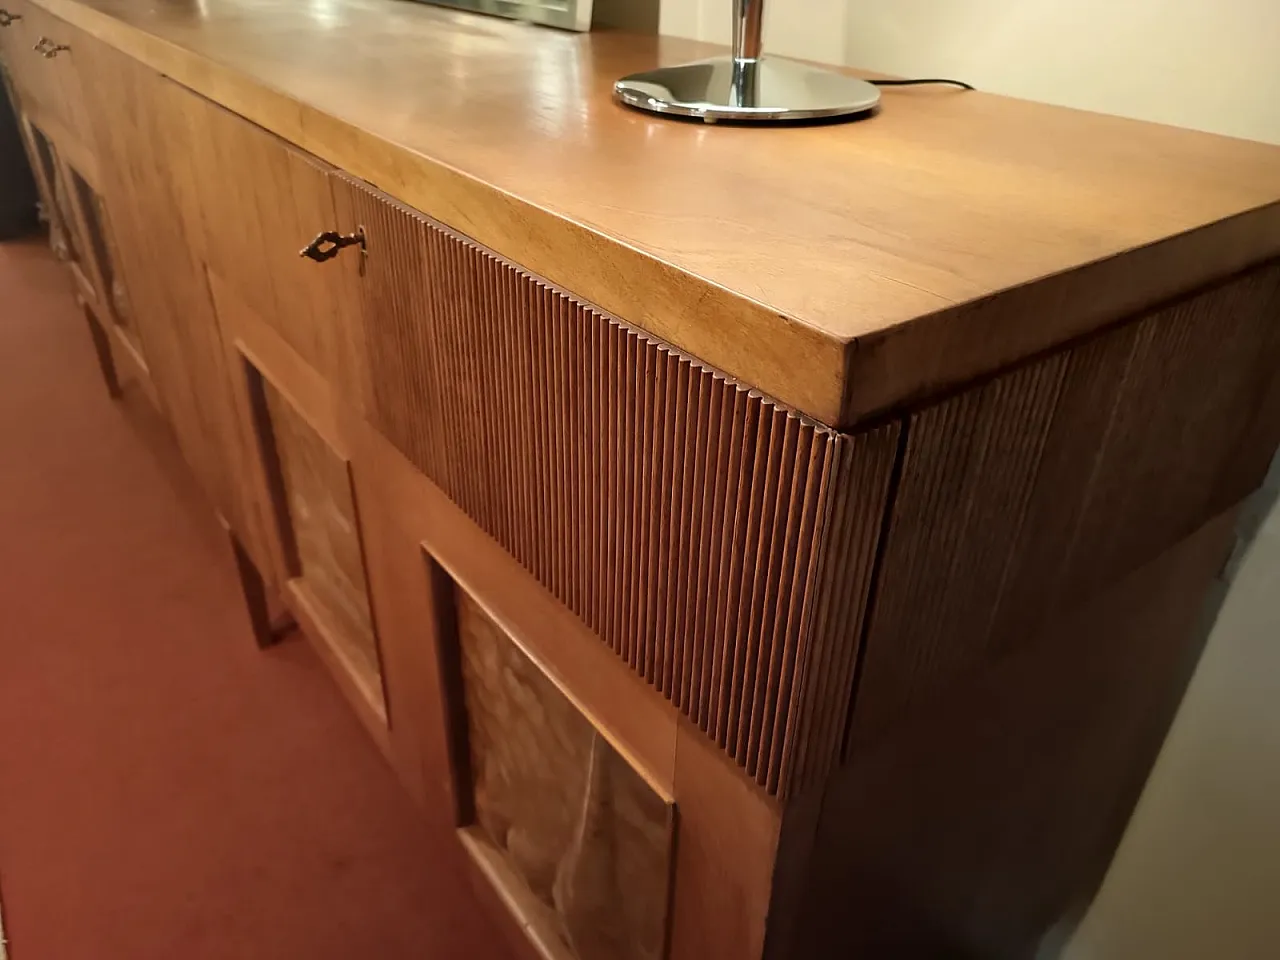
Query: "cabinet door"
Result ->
[[73, 33, 251, 540], [174, 95, 368, 407], [433, 565, 675, 960], [209, 271, 388, 745], [0, 0, 52, 113], [36, 9, 91, 145]]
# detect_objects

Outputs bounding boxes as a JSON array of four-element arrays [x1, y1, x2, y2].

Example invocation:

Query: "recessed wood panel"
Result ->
[[442, 581, 673, 960], [246, 362, 382, 707], [783, 509, 1240, 959], [339, 173, 900, 798], [850, 261, 1280, 743]]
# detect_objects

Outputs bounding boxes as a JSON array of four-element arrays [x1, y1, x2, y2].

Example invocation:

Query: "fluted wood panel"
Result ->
[[337, 173, 900, 798], [849, 262, 1280, 743]]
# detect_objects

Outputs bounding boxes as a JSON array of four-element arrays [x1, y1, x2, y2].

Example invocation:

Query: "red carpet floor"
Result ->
[[0, 238, 510, 959]]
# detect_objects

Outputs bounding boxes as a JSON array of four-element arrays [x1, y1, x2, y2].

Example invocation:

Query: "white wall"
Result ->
[[659, 0, 1280, 143]]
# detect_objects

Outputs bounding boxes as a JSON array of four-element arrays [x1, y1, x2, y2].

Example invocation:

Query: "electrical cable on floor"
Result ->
[[871, 78, 975, 91]]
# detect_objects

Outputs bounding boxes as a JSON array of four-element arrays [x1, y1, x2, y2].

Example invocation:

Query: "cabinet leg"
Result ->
[[220, 516, 293, 649], [81, 299, 122, 400]]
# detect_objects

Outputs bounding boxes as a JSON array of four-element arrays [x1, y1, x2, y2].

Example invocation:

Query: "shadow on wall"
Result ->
[[1236, 451, 1280, 562], [1061, 448, 1280, 960]]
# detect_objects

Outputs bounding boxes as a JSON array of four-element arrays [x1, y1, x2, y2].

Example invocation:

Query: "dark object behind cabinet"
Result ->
[[0, 77, 38, 238]]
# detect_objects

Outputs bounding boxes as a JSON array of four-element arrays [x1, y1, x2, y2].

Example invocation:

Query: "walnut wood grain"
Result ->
[[336, 170, 900, 798], [777, 508, 1240, 959], [850, 262, 1280, 741], [448, 584, 673, 960], [19, 0, 1280, 426]]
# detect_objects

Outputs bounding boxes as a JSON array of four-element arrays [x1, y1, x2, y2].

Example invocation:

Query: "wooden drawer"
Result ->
[[210, 270, 389, 747]]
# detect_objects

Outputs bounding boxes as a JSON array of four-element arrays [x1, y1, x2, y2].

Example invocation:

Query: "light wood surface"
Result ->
[[20, 0, 1280, 425], [349, 412, 781, 960], [758, 262, 1280, 957]]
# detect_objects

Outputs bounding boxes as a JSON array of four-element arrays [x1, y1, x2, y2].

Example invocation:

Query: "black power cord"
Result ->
[[870, 78, 975, 91]]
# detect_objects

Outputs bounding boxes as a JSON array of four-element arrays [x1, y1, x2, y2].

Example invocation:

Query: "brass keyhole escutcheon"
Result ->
[[300, 227, 367, 275]]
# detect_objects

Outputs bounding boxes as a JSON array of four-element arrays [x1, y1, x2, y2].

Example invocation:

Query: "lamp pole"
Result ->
[[614, 0, 881, 123], [733, 0, 764, 62]]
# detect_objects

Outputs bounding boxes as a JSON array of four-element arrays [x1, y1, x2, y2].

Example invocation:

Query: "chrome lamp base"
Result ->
[[614, 56, 880, 124]]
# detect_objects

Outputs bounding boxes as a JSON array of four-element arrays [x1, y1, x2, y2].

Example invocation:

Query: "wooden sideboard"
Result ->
[[3, 1, 1279, 957]]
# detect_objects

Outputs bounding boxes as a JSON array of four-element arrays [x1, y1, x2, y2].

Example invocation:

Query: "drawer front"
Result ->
[[336, 172, 902, 799]]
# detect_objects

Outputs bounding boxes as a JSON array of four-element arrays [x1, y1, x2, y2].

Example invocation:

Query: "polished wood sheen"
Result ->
[[258, 374, 381, 693], [6, 2, 1280, 958], [23, 0, 1280, 426], [347, 421, 781, 960]]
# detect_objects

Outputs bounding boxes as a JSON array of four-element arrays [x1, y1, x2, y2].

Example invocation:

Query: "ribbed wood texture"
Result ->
[[337, 174, 900, 798], [849, 262, 1280, 743]]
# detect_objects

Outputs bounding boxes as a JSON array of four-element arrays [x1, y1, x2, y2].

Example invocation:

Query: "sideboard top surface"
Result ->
[[32, 0, 1280, 426]]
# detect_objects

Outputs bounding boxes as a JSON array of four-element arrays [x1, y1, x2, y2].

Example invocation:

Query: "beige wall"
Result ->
[[659, 0, 1280, 143]]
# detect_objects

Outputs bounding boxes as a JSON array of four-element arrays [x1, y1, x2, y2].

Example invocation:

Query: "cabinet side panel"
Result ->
[[851, 262, 1280, 739], [777, 262, 1280, 958], [789, 508, 1238, 959]]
